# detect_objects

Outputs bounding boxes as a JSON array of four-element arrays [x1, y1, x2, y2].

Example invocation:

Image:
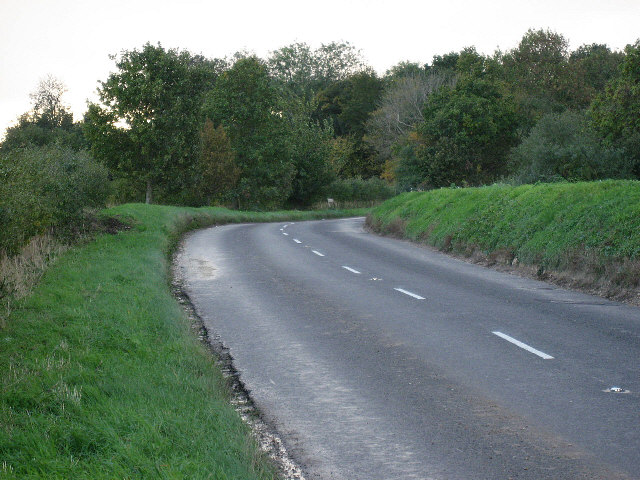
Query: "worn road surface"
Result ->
[[177, 218, 640, 479]]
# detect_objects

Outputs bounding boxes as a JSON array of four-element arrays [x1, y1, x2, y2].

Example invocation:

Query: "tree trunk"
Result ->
[[145, 179, 153, 204]]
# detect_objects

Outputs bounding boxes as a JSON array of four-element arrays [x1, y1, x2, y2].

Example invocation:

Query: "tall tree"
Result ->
[[366, 72, 455, 170], [589, 40, 640, 177], [398, 77, 519, 189], [268, 41, 367, 102], [314, 70, 384, 177], [84, 43, 216, 203], [204, 56, 294, 209], [1, 76, 84, 151], [502, 29, 572, 120], [568, 44, 624, 107]]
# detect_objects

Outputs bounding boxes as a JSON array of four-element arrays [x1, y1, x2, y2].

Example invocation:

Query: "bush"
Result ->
[[0, 146, 110, 255], [323, 177, 395, 203], [509, 111, 634, 184]]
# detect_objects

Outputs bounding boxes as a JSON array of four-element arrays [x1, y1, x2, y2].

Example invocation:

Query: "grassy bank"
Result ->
[[0, 204, 367, 479], [367, 180, 640, 301]]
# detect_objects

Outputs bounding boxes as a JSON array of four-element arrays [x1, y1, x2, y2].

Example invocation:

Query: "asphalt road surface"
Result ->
[[177, 218, 640, 479]]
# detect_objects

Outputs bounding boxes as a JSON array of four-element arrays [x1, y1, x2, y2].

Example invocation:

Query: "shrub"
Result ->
[[0, 146, 110, 254], [509, 111, 633, 184]]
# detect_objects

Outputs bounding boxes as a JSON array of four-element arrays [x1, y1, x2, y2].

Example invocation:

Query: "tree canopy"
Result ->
[[84, 43, 217, 203]]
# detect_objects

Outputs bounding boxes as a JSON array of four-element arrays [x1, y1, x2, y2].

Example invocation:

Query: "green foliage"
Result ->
[[268, 41, 366, 102], [590, 41, 640, 143], [314, 70, 384, 178], [589, 40, 640, 178], [204, 56, 294, 209], [366, 71, 455, 172], [195, 120, 240, 205], [84, 43, 217, 203], [1, 76, 86, 152], [0, 146, 110, 255], [502, 29, 572, 112], [285, 112, 335, 206], [509, 111, 632, 183], [568, 43, 624, 107], [398, 77, 519, 189]]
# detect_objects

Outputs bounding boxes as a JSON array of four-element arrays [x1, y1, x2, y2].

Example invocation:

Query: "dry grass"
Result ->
[[0, 234, 67, 327]]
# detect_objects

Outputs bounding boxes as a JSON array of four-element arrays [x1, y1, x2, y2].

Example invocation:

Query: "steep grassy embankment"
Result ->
[[0, 204, 367, 479], [367, 180, 640, 302]]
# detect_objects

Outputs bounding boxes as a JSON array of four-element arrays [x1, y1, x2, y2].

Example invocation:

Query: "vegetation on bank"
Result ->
[[0, 204, 367, 479], [367, 180, 640, 299]]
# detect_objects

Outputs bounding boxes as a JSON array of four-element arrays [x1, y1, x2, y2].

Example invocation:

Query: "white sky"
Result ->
[[1, 0, 639, 139]]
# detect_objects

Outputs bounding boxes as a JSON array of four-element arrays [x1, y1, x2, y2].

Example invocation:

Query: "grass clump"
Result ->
[[367, 180, 640, 300], [0, 203, 366, 479]]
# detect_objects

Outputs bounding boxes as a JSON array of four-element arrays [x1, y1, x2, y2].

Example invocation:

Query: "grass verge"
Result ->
[[367, 180, 640, 303], [0, 204, 367, 479]]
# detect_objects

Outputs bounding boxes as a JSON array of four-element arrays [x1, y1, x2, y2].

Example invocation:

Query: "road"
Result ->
[[177, 217, 640, 479]]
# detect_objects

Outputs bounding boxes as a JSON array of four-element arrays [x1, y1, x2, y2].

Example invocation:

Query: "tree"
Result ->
[[590, 41, 640, 143], [509, 111, 630, 183], [268, 41, 367, 101], [284, 110, 335, 206], [589, 40, 640, 177], [1, 76, 85, 152], [314, 70, 384, 177], [84, 43, 216, 204], [28, 76, 71, 129], [568, 44, 624, 107], [398, 77, 520, 189], [366, 72, 455, 168], [196, 120, 240, 205], [204, 56, 294, 209]]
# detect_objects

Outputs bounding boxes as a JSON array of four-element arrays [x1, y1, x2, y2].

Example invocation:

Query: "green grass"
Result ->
[[0, 204, 368, 479], [368, 180, 640, 294]]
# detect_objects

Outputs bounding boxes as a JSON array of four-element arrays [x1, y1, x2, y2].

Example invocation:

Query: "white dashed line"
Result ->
[[342, 266, 361, 274], [394, 288, 425, 300], [293, 239, 302, 244], [312, 250, 325, 257], [492, 331, 554, 360], [283, 232, 289, 236]]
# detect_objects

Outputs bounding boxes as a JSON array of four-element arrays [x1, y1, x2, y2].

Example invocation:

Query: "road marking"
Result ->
[[342, 266, 361, 274], [492, 331, 554, 360], [394, 288, 425, 300], [293, 239, 302, 244], [312, 250, 325, 257], [283, 232, 289, 236]]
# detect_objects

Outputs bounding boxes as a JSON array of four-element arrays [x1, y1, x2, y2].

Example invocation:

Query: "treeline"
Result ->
[[2, 30, 640, 226]]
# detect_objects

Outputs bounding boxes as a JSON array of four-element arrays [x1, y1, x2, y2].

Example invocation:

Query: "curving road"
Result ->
[[177, 217, 640, 479]]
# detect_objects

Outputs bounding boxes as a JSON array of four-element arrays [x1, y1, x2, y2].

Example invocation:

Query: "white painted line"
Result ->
[[293, 239, 302, 244], [492, 331, 554, 360], [283, 232, 289, 236], [342, 266, 361, 274], [312, 250, 325, 257], [394, 288, 425, 300], [280, 228, 284, 231]]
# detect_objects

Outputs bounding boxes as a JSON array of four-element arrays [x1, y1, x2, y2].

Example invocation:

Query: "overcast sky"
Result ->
[[1, 0, 639, 139]]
